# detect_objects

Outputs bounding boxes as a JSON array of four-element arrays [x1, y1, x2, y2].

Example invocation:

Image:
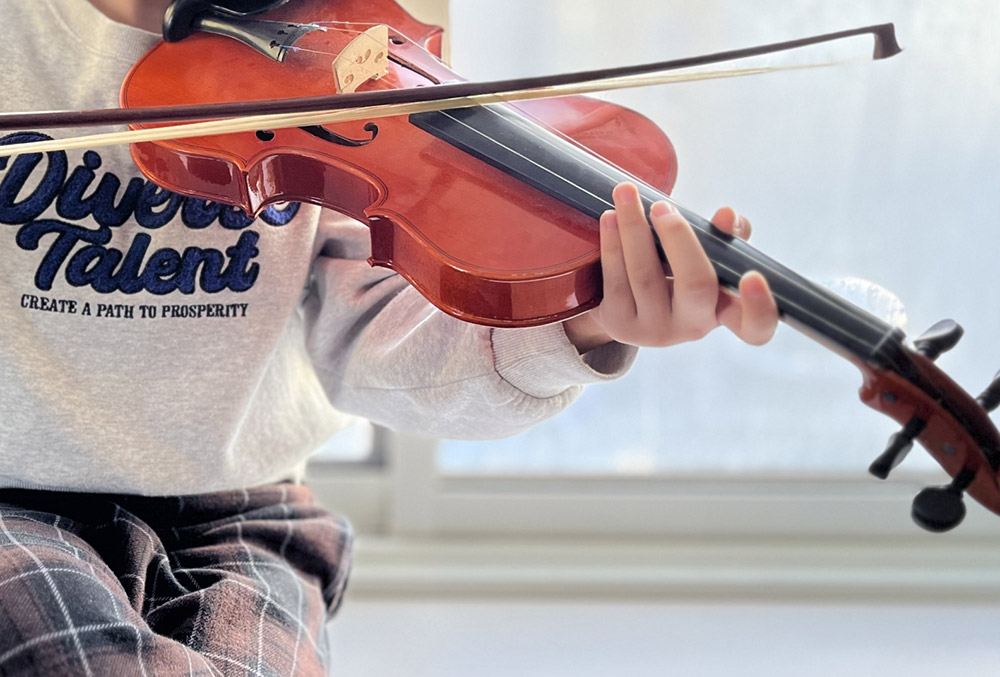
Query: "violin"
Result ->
[[4, 0, 999, 533]]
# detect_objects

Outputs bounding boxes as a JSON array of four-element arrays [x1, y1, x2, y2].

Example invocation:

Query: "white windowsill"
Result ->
[[342, 533, 1000, 602]]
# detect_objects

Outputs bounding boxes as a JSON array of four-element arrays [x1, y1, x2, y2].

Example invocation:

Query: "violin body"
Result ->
[[121, 0, 677, 326], [115, 1, 1000, 531]]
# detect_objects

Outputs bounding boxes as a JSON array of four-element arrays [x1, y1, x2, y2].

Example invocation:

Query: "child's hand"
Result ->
[[563, 182, 779, 352]]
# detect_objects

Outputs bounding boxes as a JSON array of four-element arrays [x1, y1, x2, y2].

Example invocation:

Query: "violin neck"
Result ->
[[410, 104, 902, 366], [664, 198, 903, 364]]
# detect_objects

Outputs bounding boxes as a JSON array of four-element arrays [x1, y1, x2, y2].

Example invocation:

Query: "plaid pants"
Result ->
[[0, 483, 352, 676]]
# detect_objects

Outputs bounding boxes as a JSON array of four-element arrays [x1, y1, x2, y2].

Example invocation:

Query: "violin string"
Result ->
[[284, 44, 340, 58], [439, 104, 896, 354], [310, 20, 381, 29], [309, 20, 417, 49], [284, 20, 396, 59], [870, 325, 902, 368], [485, 103, 896, 342]]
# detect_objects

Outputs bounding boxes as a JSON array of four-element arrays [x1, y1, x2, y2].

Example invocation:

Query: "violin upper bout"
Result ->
[[513, 96, 678, 195]]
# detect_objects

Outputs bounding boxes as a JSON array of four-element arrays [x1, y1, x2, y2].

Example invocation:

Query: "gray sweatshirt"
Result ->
[[0, 0, 636, 495]]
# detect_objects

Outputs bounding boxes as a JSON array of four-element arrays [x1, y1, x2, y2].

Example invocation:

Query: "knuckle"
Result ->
[[632, 274, 665, 297], [677, 316, 717, 343], [656, 213, 689, 236], [683, 278, 719, 303]]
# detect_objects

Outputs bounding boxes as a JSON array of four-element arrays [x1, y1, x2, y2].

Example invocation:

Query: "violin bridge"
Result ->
[[333, 25, 390, 94]]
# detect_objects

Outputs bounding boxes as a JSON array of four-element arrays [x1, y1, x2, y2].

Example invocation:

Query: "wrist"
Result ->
[[563, 311, 613, 353]]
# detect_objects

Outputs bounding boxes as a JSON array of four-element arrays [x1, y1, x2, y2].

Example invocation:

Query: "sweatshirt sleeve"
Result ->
[[301, 212, 637, 440]]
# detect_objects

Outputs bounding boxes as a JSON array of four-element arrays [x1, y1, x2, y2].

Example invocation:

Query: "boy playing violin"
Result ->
[[0, 0, 776, 674]]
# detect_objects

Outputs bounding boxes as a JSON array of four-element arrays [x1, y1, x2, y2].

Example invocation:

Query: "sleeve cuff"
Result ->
[[490, 323, 638, 399]]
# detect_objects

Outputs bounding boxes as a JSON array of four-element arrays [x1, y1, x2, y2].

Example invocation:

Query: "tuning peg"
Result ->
[[911, 467, 975, 533], [976, 370, 1000, 413], [913, 319, 964, 360], [869, 417, 926, 480]]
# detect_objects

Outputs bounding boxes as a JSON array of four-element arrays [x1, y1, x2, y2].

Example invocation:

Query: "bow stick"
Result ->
[[0, 22, 900, 157]]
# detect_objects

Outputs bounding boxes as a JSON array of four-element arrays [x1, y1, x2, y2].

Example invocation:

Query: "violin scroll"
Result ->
[[859, 319, 1000, 531]]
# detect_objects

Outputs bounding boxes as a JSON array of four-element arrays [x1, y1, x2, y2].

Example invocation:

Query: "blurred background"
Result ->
[[308, 0, 1000, 674]]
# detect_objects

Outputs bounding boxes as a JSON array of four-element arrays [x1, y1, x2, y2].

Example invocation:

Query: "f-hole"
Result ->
[[299, 123, 379, 147]]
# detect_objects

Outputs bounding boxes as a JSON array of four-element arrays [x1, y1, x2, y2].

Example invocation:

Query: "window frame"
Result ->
[[309, 430, 1000, 539]]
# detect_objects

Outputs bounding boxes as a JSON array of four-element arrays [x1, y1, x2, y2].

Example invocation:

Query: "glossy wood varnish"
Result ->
[[120, 0, 677, 326]]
